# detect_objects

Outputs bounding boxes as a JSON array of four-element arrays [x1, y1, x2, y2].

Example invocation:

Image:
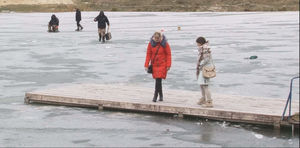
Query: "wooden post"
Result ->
[[273, 121, 281, 130], [98, 104, 104, 110], [178, 112, 184, 118], [24, 97, 30, 104], [291, 124, 294, 137]]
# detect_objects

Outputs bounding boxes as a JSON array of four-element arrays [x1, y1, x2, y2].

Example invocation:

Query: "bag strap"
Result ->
[[151, 44, 161, 64]]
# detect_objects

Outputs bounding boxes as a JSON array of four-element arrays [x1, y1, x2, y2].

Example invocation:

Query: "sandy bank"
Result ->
[[0, 0, 73, 6]]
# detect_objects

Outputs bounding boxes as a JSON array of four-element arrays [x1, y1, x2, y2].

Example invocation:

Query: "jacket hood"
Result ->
[[51, 15, 56, 20], [99, 11, 104, 16], [150, 34, 167, 48]]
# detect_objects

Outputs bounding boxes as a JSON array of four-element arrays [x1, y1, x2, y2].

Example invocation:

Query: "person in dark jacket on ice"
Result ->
[[48, 14, 59, 32], [75, 8, 83, 31], [94, 11, 110, 42]]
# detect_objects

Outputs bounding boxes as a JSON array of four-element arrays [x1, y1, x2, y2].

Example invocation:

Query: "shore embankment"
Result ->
[[0, 0, 299, 12]]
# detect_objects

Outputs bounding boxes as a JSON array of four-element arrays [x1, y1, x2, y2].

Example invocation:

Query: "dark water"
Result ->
[[0, 12, 299, 147]]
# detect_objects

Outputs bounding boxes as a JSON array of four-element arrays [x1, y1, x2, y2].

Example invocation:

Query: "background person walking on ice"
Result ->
[[75, 8, 83, 31], [144, 31, 172, 102], [196, 37, 215, 108], [94, 11, 110, 43]]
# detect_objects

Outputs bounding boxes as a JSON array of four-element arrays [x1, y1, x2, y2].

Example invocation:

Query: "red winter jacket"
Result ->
[[144, 36, 172, 79]]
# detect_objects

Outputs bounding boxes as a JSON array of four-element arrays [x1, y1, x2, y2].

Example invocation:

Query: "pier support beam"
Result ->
[[24, 97, 30, 104], [177, 112, 184, 118], [98, 104, 104, 110], [273, 121, 281, 130], [292, 124, 295, 137]]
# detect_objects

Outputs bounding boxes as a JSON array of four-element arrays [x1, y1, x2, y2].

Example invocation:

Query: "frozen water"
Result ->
[[0, 11, 299, 147]]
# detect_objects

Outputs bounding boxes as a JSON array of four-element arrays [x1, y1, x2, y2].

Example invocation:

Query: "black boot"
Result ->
[[102, 35, 106, 43], [158, 89, 163, 101], [99, 34, 102, 42], [152, 91, 158, 102]]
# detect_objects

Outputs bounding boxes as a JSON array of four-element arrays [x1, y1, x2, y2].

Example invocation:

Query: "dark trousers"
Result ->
[[76, 21, 83, 29], [155, 78, 162, 94], [153, 78, 163, 101]]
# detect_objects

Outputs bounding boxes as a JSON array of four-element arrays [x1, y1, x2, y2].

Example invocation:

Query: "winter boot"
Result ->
[[152, 91, 158, 102], [158, 90, 163, 101], [102, 35, 106, 43], [197, 97, 206, 105], [202, 100, 213, 108], [99, 34, 102, 42]]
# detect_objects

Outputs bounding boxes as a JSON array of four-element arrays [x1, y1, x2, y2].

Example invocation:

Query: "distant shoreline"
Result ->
[[0, 0, 299, 12], [1, 10, 299, 13]]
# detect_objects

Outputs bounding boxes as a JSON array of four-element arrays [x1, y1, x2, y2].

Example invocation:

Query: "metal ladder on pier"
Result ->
[[281, 76, 299, 135]]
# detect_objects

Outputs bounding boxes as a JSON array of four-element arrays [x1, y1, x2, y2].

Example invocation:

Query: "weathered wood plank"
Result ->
[[25, 84, 299, 127]]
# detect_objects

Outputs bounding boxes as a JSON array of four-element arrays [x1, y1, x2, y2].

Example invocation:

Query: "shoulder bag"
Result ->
[[202, 55, 216, 78]]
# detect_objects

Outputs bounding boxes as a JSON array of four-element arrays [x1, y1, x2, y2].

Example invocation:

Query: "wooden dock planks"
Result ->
[[25, 84, 299, 127]]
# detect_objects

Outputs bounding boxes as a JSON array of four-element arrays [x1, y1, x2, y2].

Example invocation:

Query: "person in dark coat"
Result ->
[[48, 14, 59, 32], [144, 31, 172, 102], [94, 11, 110, 42], [75, 8, 83, 31]]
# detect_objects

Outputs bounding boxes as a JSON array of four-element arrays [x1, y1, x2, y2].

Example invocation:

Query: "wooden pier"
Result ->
[[25, 84, 299, 128]]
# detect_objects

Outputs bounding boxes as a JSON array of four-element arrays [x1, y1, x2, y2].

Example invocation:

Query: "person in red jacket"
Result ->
[[144, 31, 172, 102]]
